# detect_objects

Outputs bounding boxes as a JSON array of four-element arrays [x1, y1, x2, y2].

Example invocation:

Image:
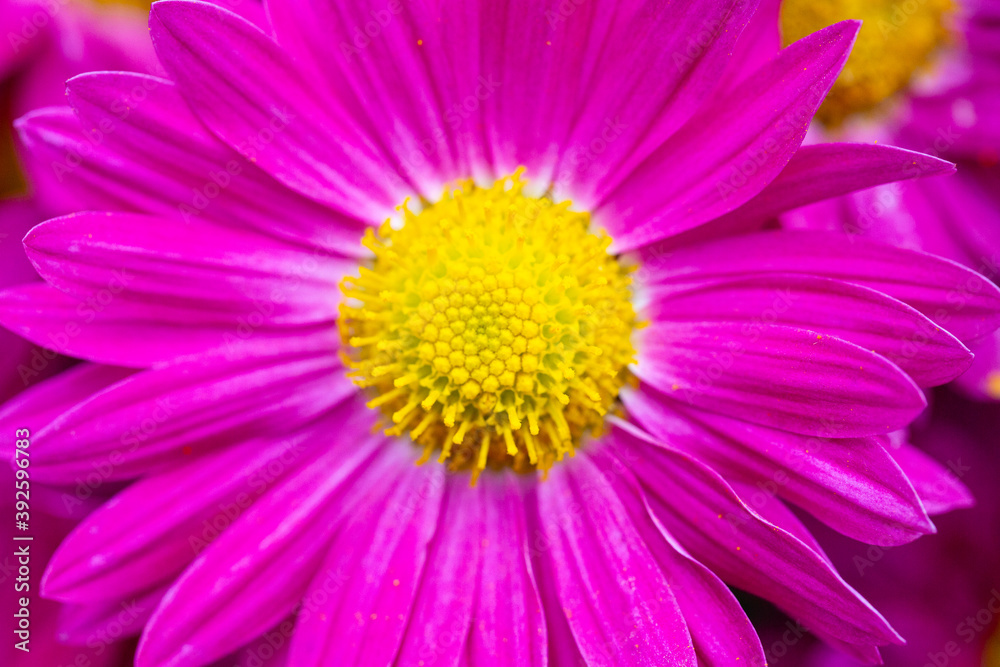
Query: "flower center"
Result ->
[[781, 0, 953, 127], [338, 171, 636, 480]]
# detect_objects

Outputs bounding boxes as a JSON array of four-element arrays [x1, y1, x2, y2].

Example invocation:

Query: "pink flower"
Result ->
[[0, 1, 996, 665]]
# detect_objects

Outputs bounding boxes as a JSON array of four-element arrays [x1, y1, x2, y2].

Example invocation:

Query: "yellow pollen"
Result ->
[[781, 0, 953, 127], [338, 171, 636, 478]]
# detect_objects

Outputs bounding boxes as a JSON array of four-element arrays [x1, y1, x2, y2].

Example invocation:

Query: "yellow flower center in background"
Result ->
[[781, 0, 953, 127], [339, 172, 636, 480]]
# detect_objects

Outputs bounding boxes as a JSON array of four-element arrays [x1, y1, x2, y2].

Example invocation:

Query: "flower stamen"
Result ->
[[338, 171, 636, 477]]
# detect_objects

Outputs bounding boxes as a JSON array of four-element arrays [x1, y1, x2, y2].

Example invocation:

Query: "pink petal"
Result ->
[[623, 387, 936, 546], [394, 477, 486, 666], [149, 0, 410, 221], [553, 0, 758, 201], [714, 143, 956, 230], [597, 452, 767, 666], [29, 338, 350, 482], [644, 273, 972, 387], [135, 417, 397, 667], [887, 436, 974, 515], [468, 474, 547, 665], [639, 230, 1000, 343], [25, 211, 349, 327], [531, 454, 698, 666], [288, 452, 446, 667], [0, 363, 133, 446], [0, 283, 316, 368], [635, 320, 925, 437], [599, 21, 860, 251], [43, 425, 329, 603], [268, 0, 468, 193], [613, 421, 903, 647]]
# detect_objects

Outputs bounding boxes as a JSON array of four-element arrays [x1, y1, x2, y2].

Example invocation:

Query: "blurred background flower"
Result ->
[[748, 389, 1000, 667], [781, 0, 1000, 400]]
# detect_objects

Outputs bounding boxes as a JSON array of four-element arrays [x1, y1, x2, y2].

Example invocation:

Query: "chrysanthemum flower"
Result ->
[[3, 1, 1000, 665], [778, 0, 1000, 399]]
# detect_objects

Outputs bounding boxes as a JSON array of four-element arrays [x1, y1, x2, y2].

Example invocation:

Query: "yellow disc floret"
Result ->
[[338, 171, 636, 480], [781, 0, 953, 127]]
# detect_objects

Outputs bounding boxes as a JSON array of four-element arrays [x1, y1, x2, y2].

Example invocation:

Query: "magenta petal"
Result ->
[[0, 282, 338, 368], [29, 339, 350, 482], [887, 437, 974, 515], [0, 283, 208, 367], [24, 211, 350, 326], [623, 387, 936, 546], [531, 454, 698, 666], [42, 427, 325, 603], [287, 454, 446, 667], [639, 230, 1000, 343], [635, 320, 925, 437], [63, 71, 369, 254], [644, 273, 972, 387], [394, 478, 486, 666], [268, 0, 468, 193], [597, 453, 767, 666], [554, 0, 758, 200], [714, 143, 956, 229], [0, 363, 133, 444], [599, 21, 860, 251], [135, 419, 393, 667], [613, 421, 903, 647], [715, 0, 781, 92], [727, 480, 834, 561], [468, 474, 547, 665], [149, 0, 409, 221], [16, 87, 368, 256]]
